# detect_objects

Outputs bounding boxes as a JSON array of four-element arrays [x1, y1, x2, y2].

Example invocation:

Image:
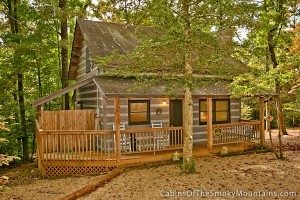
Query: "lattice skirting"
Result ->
[[42, 165, 118, 177]]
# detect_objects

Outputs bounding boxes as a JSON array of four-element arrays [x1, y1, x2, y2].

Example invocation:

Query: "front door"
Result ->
[[170, 99, 183, 126], [170, 99, 183, 145]]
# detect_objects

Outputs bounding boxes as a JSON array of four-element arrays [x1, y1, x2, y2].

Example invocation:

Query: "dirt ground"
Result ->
[[1, 129, 300, 200]]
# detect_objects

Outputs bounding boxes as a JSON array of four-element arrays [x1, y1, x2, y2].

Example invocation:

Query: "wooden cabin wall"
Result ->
[[230, 99, 241, 123], [102, 97, 241, 143], [76, 41, 98, 82], [74, 91, 241, 144], [104, 98, 170, 130], [192, 98, 241, 144], [76, 82, 105, 130], [77, 83, 98, 109]]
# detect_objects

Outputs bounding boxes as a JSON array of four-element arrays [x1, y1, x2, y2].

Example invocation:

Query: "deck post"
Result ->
[[38, 106, 44, 128], [114, 97, 121, 162], [259, 96, 265, 145], [207, 98, 213, 151], [37, 106, 43, 171]]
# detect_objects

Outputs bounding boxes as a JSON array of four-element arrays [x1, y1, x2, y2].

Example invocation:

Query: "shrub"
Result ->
[[180, 158, 196, 173], [0, 138, 20, 166]]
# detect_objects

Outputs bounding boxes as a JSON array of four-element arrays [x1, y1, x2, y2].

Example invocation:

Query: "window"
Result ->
[[199, 100, 208, 124], [215, 100, 230, 123], [86, 48, 91, 73], [128, 100, 150, 125], [199, 99, 230, 124]]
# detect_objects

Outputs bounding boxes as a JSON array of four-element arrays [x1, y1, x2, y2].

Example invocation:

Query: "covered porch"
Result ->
[[32, 78, 266, 177]]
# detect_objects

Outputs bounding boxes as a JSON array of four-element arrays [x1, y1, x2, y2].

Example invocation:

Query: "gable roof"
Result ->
[[69, 20, 249, 81], [69, 20, 151, 80]]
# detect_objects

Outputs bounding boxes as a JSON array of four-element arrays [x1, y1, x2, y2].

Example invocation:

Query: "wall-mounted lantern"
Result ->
[[156, 108, 162, 115]]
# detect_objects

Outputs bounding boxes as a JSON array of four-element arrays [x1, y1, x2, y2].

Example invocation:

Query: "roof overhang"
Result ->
[[93, 76, 231, 98], [32, 78, 94, 107], [32, 75, 275, 108], [32, 75, 232, 108]]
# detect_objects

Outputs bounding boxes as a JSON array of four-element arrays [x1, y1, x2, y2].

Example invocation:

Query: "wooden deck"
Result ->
[[35, 109, 262, 177], [38, 142, 258, 177]]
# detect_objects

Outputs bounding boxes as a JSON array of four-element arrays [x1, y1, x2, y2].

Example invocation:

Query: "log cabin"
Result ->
[[32, 19, 265, 177]]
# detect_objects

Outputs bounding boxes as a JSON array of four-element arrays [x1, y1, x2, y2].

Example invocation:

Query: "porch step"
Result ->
[[121, 155, 142, 160]]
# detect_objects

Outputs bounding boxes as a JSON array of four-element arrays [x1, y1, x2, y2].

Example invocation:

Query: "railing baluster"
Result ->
[[212, 121, 261, 145], [51, 135, 54, 161], [38, 127, 185, 172]]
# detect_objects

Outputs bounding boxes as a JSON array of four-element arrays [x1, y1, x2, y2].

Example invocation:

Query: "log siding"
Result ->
[[76, 42, 99, 82], [192, 98, 241, 143], [76, 80, 241, 144]]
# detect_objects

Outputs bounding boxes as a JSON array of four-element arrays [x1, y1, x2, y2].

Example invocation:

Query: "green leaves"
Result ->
[[231, 65, 296, 98], [0, 137, 20, 166]]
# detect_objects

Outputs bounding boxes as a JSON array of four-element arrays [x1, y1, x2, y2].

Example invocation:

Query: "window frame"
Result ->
[[86, 48, 91, 73], [199, 99, 230, 125], [199, 99, 208, 125], [213, 99, 230, 124], [128, 100, 150, 125]]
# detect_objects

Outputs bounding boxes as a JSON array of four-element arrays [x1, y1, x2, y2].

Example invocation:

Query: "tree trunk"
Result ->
[[7, 0, 29, 160], [59, 0, 69, 110], [36, 55, 43, 98], [266, 101, 279, 158], [267, 26, 286, 159], [18, 73, 29, 161], [181, 0, 194, 173], [275, 95, 284, 159], [183, 85, 194, 172]]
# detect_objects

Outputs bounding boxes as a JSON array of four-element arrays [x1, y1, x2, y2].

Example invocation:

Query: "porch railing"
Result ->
[[36, 119, 184, 164], [212, 121, 261, 145], [121, 127, 184, 153], [37, 130, 117, 162]]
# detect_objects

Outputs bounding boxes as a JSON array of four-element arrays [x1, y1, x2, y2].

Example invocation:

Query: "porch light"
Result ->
[[163, 99, 167, 105]]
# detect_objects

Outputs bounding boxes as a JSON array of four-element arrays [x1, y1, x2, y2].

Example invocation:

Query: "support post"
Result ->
[[259, 97, 265, 145], [207, 98, 213, 151], [94, 117, 100, 130], [37, 106, 43, 171], [95, 88, 100, 130], [38, 106, 44, 128], [114, 97, 121, 162]]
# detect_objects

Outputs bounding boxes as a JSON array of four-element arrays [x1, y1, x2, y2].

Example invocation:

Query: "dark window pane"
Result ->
[[215, 101, 228, 111], [200, 101, 207, 111], [214, 100, 230, 123], [129, 100, 150, 125], [199, 100, 207, 124], [200, 112, 207, 123], [130, 113, 147, 122], [131, 103, 147, 112], [215, 111, 228, 122]]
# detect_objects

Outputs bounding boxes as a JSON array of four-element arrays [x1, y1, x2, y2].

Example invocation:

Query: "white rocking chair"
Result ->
[[152, 122, 169, 149], [113, 124, 131, 152]]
